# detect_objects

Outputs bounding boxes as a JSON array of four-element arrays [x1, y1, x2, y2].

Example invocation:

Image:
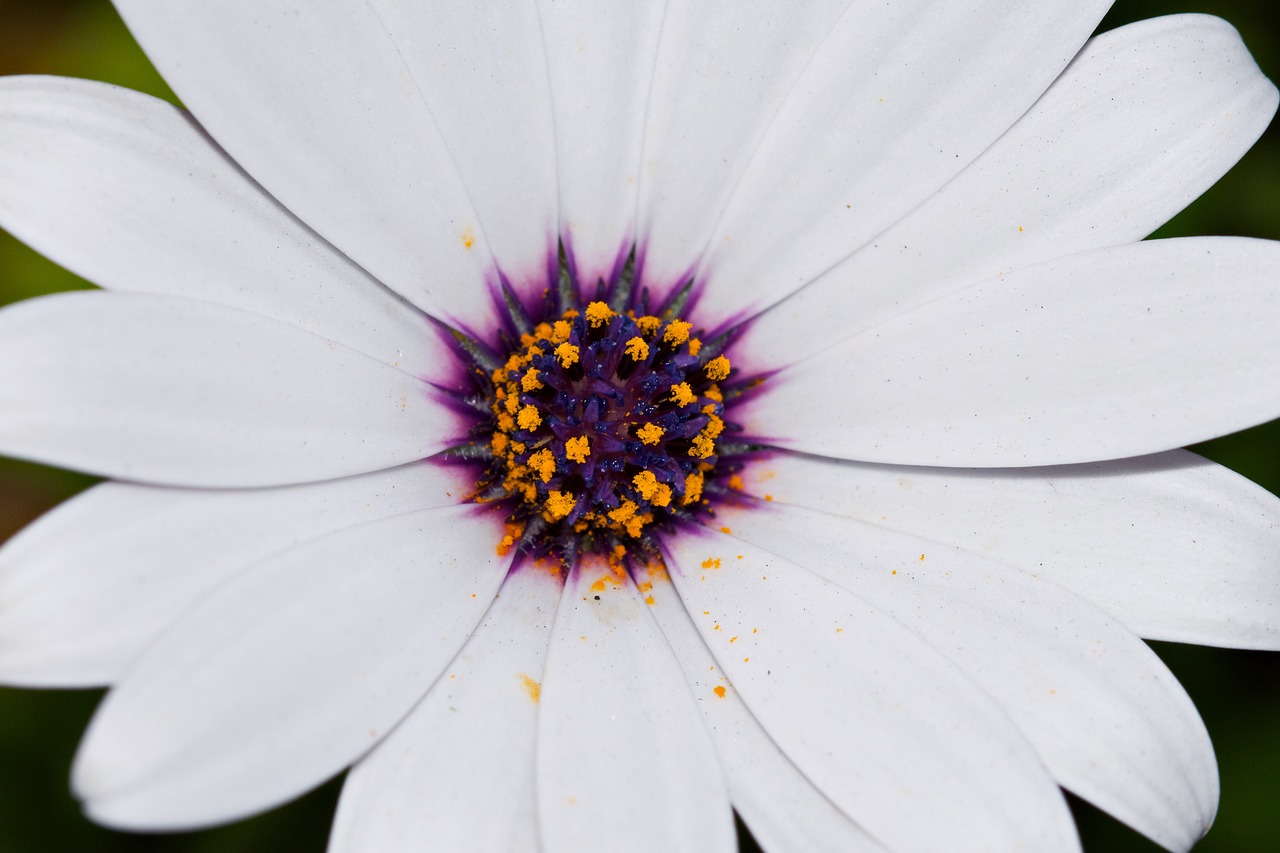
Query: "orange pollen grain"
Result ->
[[585, 301, 613, 327], [636, 422, 664, 445], [664, 319, 692, 345], [624, 337, 650, 360], [682, 472, 704, 505], [564, 435, 591, 463], [704, 355, 731, 381], [517, 405, 542, 431], [554, 343, 580, 367], [543, 490, 576, 521], [635, 315, 662, 335], [689, 435, 715, 459], [528, 448, 556, 483]]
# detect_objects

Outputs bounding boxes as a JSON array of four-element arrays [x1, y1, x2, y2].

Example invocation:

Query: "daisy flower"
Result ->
[[2, 2, 1280, 851]]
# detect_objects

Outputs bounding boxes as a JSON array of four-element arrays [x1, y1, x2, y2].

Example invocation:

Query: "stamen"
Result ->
[[517, 405, 542, 431], [624, 337, 650, 361], [636, 423, 664, 445], [544, 490, 577, 521], [585, 301, 614, 327], [565, 436, 591, 463], [704, 355, 731, 381], [664, 320, 692, 346], [555, 343, 579, 368], [670, 382, 696, 407]]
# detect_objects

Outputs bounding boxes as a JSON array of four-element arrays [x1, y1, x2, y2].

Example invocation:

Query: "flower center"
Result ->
[[444, 249, 758, 565], [488, 298, 729, 545]]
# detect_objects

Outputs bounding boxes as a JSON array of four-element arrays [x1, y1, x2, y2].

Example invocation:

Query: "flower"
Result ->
[[1, 2, 1280, 851]]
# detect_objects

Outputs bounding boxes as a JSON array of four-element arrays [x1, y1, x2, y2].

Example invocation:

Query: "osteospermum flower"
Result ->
[[2, 2, 1280, 850]]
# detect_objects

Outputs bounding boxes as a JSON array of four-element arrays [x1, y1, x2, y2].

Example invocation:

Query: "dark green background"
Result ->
[[1, 1, 1277, 850]]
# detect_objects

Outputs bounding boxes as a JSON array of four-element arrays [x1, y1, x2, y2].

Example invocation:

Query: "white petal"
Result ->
[[663, 528, 1079, 852], [356, 0, 560, 292], [635, 0, 852, 291], [720, 502, 1218, 852], [0, 462, 469, 687], [537, 557, 735, 853], [0, 76, 449, 381], [749, 238, 1280, 466], [329, 567, 559, 853], [112, 0, 518, 328], [0, 292, 458, 486], [73, 505, 509, 830], [538, 0, 666, 286], [638, 564, 887, 853], [747, 14, 1278, 365], [693, 0, 1114, 327], [749, 451, 1280, 650]]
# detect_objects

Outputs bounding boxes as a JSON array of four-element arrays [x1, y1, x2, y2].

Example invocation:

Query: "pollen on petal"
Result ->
[[521, 368, 543, 391], [636, 423, 664, 445], [565, 436, 591, 463]]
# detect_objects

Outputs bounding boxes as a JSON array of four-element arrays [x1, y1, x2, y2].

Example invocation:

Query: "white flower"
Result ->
[[1, 3, 1279, 852]]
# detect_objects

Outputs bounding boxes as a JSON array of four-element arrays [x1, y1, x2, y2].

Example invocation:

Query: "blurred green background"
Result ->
[[0, 1, 1278, 850]]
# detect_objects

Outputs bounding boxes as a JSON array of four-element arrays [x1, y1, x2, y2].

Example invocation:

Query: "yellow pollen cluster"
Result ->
[[624, 337, 650, 360], [517, 405, 542, 431], [664, 319, 692, 345], [528, 448, 556, 483], [632, 471, 673, 508], [670, 382, 697, 407], [634, 315, 662, 335], [565, 436, 591, 463], [555, 343, 579, 367], [544, 490, 576, 521], [585, 301, 613, 327], [683, 472, 705, 505], [704, 355, 731, 381], [636, 423, 664, 445]]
